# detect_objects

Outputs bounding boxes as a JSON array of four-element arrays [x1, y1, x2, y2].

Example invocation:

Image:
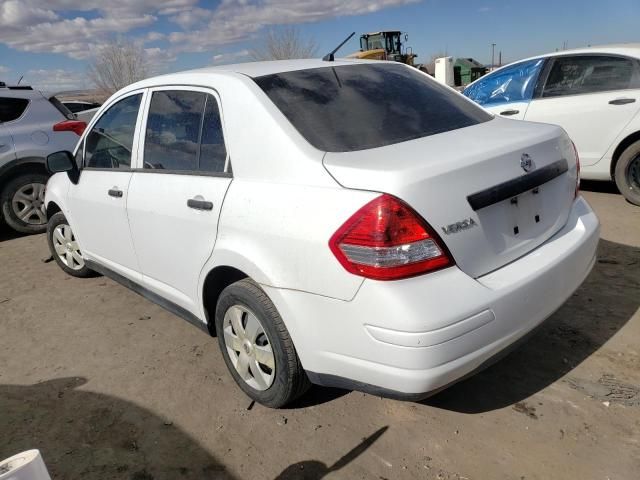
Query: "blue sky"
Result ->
[[0, 0, 639, 91]]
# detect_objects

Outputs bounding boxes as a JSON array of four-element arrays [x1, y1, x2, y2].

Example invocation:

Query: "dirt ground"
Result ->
[[1, 184, 639, 480]]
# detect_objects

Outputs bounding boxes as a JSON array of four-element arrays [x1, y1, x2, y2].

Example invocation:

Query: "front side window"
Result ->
[[255, 63, 491, 152], [542, 55, 635, 98], [143, 90, 227, 173], [85, 93, 142, 169], [464, 58, 545, 106], [0, 97, 29, 122]]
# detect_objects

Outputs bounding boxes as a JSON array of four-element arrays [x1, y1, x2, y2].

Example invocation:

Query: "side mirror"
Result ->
[[46, 151, 79, 184]]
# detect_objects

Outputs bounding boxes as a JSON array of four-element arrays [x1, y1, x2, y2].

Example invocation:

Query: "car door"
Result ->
[[524, 54, 640, 166], [0, 97, 27, 162], [67, 91, 145, 280], [0, 123, 15, 163], [463, 58, 546, 120], [126, 87, 232, 315]]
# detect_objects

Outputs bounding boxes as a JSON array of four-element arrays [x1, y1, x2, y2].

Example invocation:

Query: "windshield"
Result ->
[[254, 63, 491, 152]]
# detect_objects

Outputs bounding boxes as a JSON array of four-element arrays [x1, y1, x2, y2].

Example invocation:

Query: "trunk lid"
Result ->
[[323, 118, 578, 278]]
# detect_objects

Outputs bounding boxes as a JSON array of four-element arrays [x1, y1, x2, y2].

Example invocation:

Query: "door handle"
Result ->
[[187, 198, 213, 211], [609, 98, 636, 105], [108, 188, 123, 198], [500, 109, 520, 116]]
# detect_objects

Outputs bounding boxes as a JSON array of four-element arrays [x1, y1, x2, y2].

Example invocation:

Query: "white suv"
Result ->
[[44, 59, 599, 407]]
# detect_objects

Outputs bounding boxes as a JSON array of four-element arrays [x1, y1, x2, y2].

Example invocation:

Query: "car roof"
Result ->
[[120, 58, 393, 95], [182, 58, 382, 78], [525, 43, 640, 61], [0, 88, 45, 99]]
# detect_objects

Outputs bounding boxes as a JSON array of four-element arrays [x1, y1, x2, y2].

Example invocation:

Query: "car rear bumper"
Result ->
[[262, 196, 599, 396]]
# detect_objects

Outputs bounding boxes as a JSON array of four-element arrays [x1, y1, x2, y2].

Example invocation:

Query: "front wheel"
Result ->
[[614, 141, 640, 206], [46, 212, 94, 278], [215, 279, 310, 408]]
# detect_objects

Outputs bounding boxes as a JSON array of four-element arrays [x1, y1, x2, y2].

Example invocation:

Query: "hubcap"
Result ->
[[627, 154, 640, 191], [52, 224, 85, 271], [11, 183, 46, 225], [223, 305, 275, 391]]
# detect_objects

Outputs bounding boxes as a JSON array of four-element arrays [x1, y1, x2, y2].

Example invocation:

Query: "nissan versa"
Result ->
[[44, 59, 599, 408]]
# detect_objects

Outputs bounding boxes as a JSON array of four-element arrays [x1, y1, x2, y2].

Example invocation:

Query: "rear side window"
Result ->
[[143, 90, 228, 173], [85, 93, 142, 169], [464, 59, 545, 106], [199, 97, 227, 173], [254, 63, 491, 152], [543, 55, 636, 98], [144, 90, 205, 171], [0, 97, 29, 122]]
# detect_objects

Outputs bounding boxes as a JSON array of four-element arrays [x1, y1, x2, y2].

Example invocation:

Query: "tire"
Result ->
[[215, 279, 310, 408], [46, 212, 94, 278], [614, 140, 640, 206], [1, 173, 49, 234]]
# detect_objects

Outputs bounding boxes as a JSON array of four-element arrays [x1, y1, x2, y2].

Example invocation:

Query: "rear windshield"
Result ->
[[254, 63, 492, 152]]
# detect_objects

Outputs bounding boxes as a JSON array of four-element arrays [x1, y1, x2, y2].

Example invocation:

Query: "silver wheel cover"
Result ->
[[12, 183, 46, 225], [223, 305, 276, 391], [52, 224, 85, 271]]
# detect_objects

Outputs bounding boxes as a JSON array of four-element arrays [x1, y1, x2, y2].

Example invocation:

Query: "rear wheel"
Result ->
[[46, 212, 94, 278], [215, 279, 310, 408], [1, 173, 48, 234], [614, 141, 640, 206]]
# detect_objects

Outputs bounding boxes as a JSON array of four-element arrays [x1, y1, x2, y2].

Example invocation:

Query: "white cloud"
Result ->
[[0, 1, 195, 59], [169, 0, 420, 52], [0, 65, 10, 74], [22, 68, 88, 92], [0, 0, 421, 64], [169, 7, 214, 29], [144, 31, 166, 43], [211, 50, 250, 65]]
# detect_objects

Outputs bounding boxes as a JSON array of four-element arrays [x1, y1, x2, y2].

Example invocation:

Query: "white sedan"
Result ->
[[44, 59, 599, 407], [464, 43, 640, 205]]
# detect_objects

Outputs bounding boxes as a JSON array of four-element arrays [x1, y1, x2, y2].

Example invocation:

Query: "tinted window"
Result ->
[[199, 96, 227, 173], [463, 59, 545, 106], [144, 91, 206, 171], [0, 97, 29, 122], [543, 56, 635, 98], [255, 63, 491, 152], [85, 93, 142, 169]]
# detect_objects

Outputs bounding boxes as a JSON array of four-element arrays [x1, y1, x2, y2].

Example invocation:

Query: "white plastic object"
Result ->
[[434, 56, 454, 86], [0, 450, 51, 480]]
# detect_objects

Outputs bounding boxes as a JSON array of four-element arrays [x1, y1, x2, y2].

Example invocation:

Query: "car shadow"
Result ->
[[423, 238, 639, 413], [581, 179, 621, 195], [284, 385, 349, 409], [0, 224, 31, 242], [0, 377, 235, 480], [273, 426, 388, 479]]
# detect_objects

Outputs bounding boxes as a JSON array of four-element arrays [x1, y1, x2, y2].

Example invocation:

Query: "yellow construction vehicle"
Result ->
[[348, 31, 418, 67]]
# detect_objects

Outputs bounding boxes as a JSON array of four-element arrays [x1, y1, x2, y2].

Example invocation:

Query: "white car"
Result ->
[[44, 59, 599, 408], [464, 44, 640, 205]]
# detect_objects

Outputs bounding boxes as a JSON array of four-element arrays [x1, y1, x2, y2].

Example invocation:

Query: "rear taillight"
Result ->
[[572, 141, 580, 198], [53, 120, 86, 136], [329, 194, 453, 281]]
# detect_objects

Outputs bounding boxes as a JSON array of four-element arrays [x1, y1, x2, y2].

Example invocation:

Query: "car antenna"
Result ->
[[323, 32, 356, 62]]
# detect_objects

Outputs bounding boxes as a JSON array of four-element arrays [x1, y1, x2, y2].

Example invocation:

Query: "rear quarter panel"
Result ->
[[200, 180, 376, 303]]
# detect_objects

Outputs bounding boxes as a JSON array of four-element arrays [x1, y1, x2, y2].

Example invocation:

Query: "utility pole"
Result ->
[[491, 43, 496, 69]]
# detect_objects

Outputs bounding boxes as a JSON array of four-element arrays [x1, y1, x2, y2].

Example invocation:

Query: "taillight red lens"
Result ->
[[572, 141, 580, 198], [329, 194, 453, 281], [53, 120, 86, 136]]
